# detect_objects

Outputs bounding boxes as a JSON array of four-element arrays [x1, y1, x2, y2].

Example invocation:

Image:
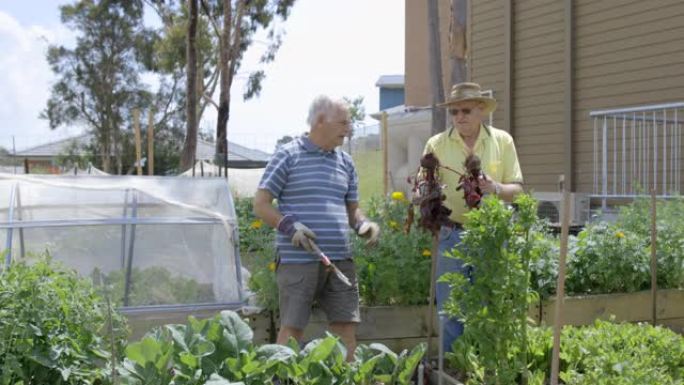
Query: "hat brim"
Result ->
[[438, 97, 497, 114]]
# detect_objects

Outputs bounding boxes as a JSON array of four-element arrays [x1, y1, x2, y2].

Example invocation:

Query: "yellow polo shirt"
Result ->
[[422, 124, 524, 224]]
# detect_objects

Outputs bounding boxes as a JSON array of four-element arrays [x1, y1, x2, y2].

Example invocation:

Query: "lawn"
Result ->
[[352, 148, 384, 206]]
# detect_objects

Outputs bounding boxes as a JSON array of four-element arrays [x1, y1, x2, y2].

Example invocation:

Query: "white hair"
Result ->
[[306, 95, 348, 127]]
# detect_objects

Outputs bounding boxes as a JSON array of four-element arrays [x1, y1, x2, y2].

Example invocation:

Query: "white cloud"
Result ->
[[0, 11, 79, 151]]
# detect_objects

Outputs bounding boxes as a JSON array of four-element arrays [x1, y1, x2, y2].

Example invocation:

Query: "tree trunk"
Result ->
[[428, 0, 446, 136], [181, 0, 199, 172], [215, 0, 232, 172], [450, 0, 468, 85]]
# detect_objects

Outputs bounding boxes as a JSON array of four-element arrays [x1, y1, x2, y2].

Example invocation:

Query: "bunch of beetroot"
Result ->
[[457, 154, 485, 209], [407, 153, 455, 235]]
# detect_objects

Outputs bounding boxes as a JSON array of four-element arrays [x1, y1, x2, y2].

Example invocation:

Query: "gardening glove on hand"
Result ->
[[355, 220, 380, 246], [278, 215, 316, 252]]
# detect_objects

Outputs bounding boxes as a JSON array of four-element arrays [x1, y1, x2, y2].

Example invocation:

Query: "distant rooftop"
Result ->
[[14, 133, 271, 168], [375, 75, 405, 89]]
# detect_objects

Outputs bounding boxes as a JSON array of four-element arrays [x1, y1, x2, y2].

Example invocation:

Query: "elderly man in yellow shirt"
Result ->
[[423, 82, 524, 353]]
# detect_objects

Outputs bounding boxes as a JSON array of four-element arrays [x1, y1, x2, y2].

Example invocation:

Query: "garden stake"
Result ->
[[309, 241, 352, 287], [551, 183, 571, 385], [427, 234, 438, 357], [651, 188, 657, 326]]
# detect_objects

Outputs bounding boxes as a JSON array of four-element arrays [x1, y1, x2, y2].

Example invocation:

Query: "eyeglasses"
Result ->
[[449, 108, 472, 116]]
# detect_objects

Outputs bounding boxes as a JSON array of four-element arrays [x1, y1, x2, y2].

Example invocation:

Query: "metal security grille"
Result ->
[[591, 102, 684, 207]]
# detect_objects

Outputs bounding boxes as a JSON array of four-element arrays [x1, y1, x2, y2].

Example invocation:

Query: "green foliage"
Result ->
[[353, 195, 432, 306], [234, 197, 278, 312], [93, 266, 214, 307], [567, 223, 650, 294], [0, 257, 128, 384], [528, 197, 684, 299], [617, 197, 684, 289], [442, 194, 542, 384], [119, 310, 426, 385], [525, 320, 684, 385]]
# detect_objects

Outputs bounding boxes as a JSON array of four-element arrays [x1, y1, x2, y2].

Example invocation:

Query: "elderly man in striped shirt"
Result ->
[[253, 95, 380, 360]]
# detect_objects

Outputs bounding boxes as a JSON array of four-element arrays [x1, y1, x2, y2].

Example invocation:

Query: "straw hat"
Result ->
[[439, 82, 497, 114]]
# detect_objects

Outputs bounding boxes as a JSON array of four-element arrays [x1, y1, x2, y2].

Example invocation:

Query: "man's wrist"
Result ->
[[494, 182, 502, 196], [353, 219, 368, 233], [277, 215, 298, 237]]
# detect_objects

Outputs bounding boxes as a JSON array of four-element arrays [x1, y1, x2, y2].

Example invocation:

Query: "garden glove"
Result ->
[[277, 215, 316, 252], [355, 220, 380, 246]]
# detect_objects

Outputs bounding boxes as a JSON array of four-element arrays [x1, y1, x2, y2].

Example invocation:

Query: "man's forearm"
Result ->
[[253, 189, 283, 229], [497, 182, 524, 202]]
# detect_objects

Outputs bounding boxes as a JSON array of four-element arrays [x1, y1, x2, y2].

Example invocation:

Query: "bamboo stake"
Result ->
[[382, 111, 389, 196], [550, 177, 570, 385], [426, 234, 439, 357], [133, 109, 142, 176], [147, 111, 154, 175], [651, 188, 657, 326]]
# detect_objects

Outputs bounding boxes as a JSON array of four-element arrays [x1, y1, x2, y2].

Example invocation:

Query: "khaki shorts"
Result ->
[[276, 259, 360, 330]]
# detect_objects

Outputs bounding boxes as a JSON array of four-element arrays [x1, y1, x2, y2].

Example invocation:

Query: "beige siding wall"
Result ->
[[512, 0, 565, 192], [405, 0, 451, 107], [470, 0, 506, 127], [405, 0, 684, 194], [573, 0, 684, 193]]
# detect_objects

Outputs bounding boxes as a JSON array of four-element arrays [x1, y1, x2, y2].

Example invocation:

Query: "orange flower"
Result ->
[[268, 262, 276, 272], [250, 219, 263, 229], [615, 231, 625, 239], [422, 249, 431, 257]]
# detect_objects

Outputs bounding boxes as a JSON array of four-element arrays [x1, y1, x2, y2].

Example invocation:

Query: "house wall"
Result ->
[[379, 88, 406, 110], [405, 0, 684, 194]]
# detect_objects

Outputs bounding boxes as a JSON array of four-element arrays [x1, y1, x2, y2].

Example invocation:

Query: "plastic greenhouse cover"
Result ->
[[0, 173, 245, 310]]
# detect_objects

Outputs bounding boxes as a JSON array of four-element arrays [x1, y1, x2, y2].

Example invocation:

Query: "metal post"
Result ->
[[120, 189, 130, 269], [123, 191, 138, 307], [4, 183, 17, 268], [613, 116, 617, 195], [632, 113, 636, 193], [653, 112, 658, 192], [622, 116, 626, 195], [663, 109, 667, 193], [650, 188, 657, 326], [233, 226, 245, 302], [602, 117, 608, 210], [593, 118, 598, 194], [16, 186, 24, 259]]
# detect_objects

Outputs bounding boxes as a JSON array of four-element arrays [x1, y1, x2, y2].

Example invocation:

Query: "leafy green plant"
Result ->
[[441, 194, 543, 384], [234, 197, 278, 312], [0, 256, 128, 385], [618, 197, 684, 289], [119, 310, 426, 385], [353, 195, 432, 306], [526, 320, 684, 385], [93, 266, 215, 307], [566, 222, 650, 295]]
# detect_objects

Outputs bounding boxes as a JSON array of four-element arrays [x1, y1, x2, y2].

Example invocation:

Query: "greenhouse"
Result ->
[[0, 173, 246, 311]]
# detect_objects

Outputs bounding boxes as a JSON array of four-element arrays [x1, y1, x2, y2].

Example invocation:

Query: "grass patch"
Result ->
[[352, 149, 384, 207]]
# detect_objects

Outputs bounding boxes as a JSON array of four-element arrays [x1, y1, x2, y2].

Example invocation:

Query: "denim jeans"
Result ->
[[436, 225, 469, 353]]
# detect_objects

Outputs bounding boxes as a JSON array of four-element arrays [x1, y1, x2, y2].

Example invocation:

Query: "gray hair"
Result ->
[[307, 95, 348, 127]]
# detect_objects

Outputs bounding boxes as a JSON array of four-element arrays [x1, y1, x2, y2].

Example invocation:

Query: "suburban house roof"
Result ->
[[14, 133, 271, 169]]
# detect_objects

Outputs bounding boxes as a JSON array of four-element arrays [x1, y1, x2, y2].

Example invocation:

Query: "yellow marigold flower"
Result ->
[[422, 249, 431, 257], [615, 231, 625, 239], [388, 220, 399, 229], [250, 219, 263, 229], [268, 262, 276, 272], [391, 191, 406, 201]]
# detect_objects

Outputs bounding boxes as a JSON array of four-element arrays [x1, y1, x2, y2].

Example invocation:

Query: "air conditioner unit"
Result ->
[[532, 192, 590, 226]]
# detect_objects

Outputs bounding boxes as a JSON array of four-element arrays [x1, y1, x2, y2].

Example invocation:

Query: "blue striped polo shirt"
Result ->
[[258, 136, 359, 264]]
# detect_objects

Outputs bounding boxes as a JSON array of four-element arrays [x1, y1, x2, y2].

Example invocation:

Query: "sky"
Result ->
[[0, 0, 405, 154]]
